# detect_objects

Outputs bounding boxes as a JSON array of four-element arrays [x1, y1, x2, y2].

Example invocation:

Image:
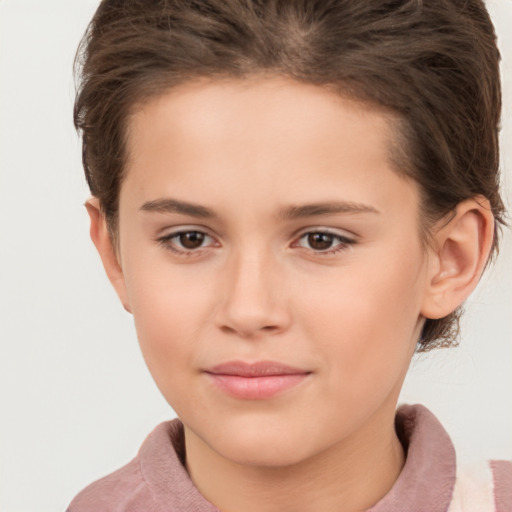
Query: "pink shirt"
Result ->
[[67, 404, 511, 511]]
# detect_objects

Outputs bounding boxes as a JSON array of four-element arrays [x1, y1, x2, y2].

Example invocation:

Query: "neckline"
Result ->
[[139, 403, 456, 512]]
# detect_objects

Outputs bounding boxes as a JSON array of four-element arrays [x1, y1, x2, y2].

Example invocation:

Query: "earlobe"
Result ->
[[421, 197, 494, 320], [85, 198, 132, 313]]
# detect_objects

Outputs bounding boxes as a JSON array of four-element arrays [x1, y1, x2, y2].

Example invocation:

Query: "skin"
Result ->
[[88, 76, 494, 512]]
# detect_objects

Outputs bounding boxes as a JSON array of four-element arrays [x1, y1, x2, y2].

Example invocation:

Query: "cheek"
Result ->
[[124, 262, 216, 385], [297, 249, 425, 390]]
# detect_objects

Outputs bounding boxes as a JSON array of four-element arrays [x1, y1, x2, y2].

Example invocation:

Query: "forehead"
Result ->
[[127, 76, 397, 149], [122, 76, 419, 221]]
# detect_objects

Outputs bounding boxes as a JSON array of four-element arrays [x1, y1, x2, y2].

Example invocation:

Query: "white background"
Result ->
[[0, 1, 511, 511]]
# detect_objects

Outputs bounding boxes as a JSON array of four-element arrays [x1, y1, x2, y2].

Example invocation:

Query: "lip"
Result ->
[[204, 360, 312, 400]]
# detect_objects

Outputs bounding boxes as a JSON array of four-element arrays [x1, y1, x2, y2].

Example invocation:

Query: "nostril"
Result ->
[[218, 322, 282, 338]]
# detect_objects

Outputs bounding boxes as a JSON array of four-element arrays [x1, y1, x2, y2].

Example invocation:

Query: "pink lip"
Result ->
[[204, 360, 311, 400]]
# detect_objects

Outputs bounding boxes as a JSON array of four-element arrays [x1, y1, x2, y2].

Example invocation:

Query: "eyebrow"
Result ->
[[140, 197, 380, 219], [140, 198, 218, 218], [278, 201, 380, 220]]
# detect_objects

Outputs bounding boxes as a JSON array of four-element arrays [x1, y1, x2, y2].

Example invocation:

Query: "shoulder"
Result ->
[[447, 460, 512, 512], [490, 460, 512, 511], [378, 404, 511, 512], [66, 420, 187, 512], [66, 456, 152, 512]]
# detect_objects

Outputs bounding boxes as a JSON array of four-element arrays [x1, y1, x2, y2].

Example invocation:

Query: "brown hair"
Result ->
[[74, 0, 505, 351]]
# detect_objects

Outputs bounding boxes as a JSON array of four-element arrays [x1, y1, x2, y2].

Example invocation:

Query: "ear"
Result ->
[[421, 196, 495, 320], [85, 197, 132, 313]]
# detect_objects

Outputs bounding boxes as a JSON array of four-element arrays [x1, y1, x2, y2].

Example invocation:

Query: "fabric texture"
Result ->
[[67, 404, 511, 512], [447, 464, 496, 512]]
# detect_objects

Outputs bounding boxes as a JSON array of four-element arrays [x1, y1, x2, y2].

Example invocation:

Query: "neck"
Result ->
[[184, 407, 405, 512]]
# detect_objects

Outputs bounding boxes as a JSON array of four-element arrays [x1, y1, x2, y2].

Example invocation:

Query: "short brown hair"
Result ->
[[74, 0, 505, 350]]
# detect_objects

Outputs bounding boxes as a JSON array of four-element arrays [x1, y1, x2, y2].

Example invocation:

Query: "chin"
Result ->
[[218, 440, 310, 468], [201, 419, 324, 469]]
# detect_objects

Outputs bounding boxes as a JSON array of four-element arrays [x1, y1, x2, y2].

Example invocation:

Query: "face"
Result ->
[[114, 76, 431, 467]]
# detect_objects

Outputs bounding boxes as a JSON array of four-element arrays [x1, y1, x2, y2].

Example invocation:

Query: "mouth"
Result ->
[[203, 360, 312, 400]]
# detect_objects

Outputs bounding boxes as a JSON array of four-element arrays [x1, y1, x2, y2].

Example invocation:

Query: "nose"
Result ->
[[215, 249, 291, 339]]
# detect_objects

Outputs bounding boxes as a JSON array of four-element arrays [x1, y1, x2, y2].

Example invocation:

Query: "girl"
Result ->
[[67, 1, 510, 510]]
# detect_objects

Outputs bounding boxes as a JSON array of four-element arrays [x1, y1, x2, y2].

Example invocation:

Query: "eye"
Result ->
[[295, 230, 354, 254], [157, 229, 216, 255]]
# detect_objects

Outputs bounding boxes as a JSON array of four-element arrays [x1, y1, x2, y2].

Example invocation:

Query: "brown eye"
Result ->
[[295, 230, 354, 255], [178, 231, 205, 249], [157, 229, 217, 256], [307, 232, 334, 250]]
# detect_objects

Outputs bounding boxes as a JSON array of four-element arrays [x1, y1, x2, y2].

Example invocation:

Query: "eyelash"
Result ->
[[156, 229, 218, 258], [156, 229, 355, 257], [293, 231, 355, 255]]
